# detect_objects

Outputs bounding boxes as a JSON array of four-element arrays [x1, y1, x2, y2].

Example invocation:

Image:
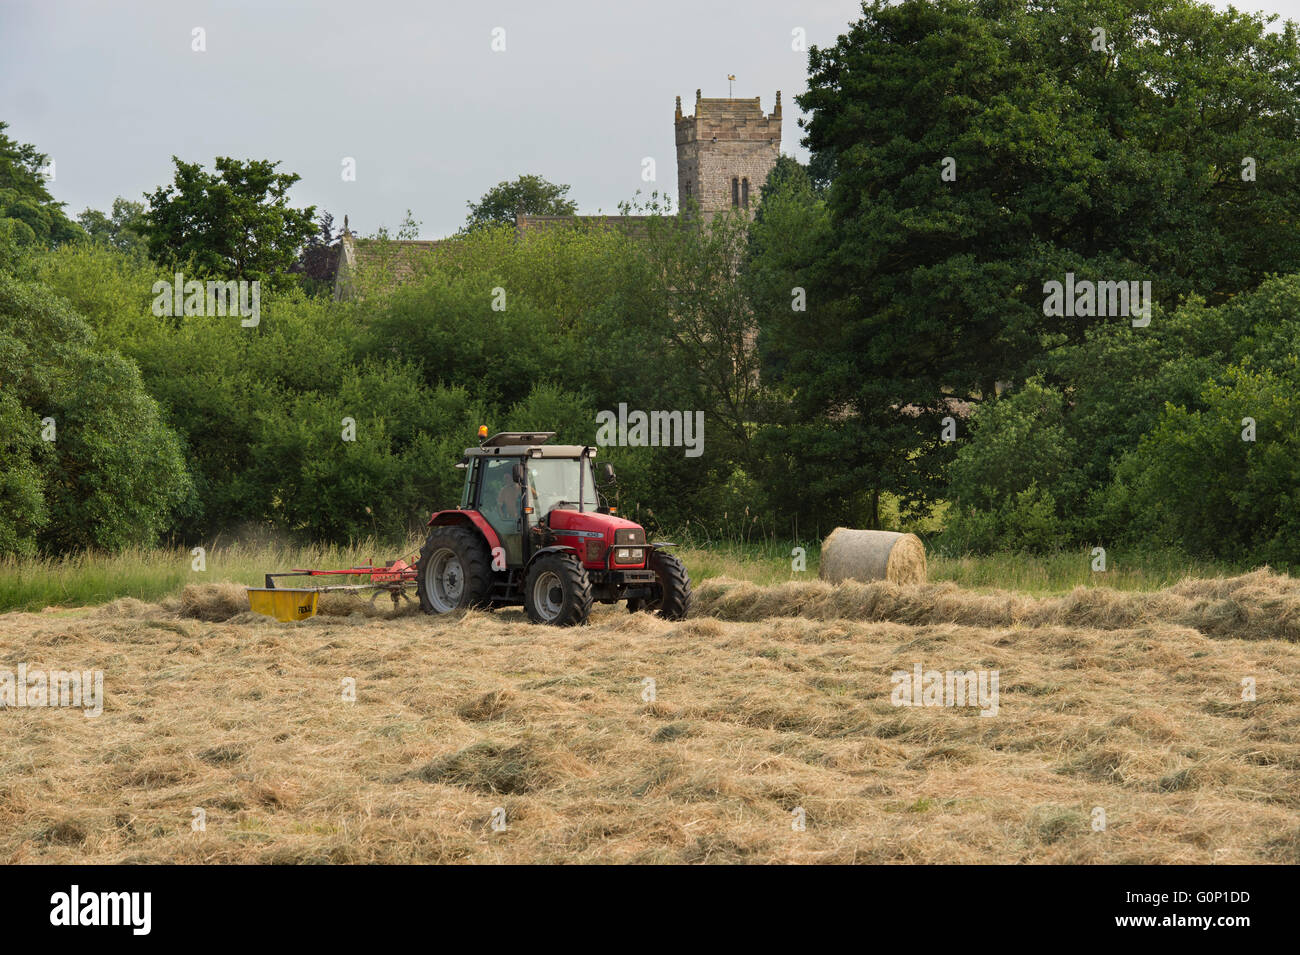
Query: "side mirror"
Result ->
[[511, 463, 525, 486], [603, 463, 616, 482]]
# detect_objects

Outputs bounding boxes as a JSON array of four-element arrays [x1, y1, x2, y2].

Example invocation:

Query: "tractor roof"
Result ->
[[481, 431, 554, 448], [461, 432, 596, 460]]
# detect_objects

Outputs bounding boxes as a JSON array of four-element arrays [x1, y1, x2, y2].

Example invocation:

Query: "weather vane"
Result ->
[[728, 73, 736, 97]]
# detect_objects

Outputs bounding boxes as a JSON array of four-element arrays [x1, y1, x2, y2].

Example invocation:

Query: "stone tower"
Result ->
[[675, 89, 782, 214]]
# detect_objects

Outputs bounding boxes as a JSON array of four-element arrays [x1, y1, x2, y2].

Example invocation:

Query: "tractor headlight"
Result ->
[[615, 548, 635, 563]]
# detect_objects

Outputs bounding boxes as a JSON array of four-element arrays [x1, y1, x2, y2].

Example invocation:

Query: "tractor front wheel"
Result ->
[[636, 550, 692, 620], [524, 553, 592, 626], [418, 525, 493, 614]]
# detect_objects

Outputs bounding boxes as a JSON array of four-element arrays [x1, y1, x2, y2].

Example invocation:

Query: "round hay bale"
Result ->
[[818, 528, 927, 585]]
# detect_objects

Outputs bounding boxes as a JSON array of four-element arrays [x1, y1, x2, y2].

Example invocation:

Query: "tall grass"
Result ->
[[675, 539, 1247, 594], [928, 547, 1249, 594], [0, 539, 418, 613], [0, 535, 1254, 613]]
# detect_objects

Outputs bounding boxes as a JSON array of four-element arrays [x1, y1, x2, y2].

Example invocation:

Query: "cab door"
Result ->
[[476, 456, 525, 567]]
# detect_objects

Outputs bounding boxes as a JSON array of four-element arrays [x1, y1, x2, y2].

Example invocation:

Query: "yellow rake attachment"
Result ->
[[246, 587, 320, 622], [245, 557, 419, 621]]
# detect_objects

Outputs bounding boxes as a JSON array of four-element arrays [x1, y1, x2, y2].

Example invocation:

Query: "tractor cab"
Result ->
[[419, 430, 691, 626], [458, 432, 603, 564]]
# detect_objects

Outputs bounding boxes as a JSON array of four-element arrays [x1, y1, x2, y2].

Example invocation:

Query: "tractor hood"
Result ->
[[547, 509, 648, 569], [547, 509, 643, 539]]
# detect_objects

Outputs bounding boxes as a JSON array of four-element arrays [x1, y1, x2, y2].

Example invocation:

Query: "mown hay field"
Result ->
[[2, 572, 1299, 864]]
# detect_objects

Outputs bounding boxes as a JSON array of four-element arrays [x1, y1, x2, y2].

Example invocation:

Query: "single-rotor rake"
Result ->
[[246, 558, 418, 621]]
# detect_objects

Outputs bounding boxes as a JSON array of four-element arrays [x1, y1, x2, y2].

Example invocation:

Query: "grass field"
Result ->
[[2, 563, 1298, 864], [0, 537, 1249, 614]]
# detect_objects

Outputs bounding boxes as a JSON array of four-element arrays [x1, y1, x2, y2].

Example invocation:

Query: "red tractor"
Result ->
[[416, 430, 691, 626]]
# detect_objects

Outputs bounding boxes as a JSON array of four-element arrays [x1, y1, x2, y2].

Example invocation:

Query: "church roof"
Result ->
[[514, 213, 655, 239], [333, 231, 442, 299]]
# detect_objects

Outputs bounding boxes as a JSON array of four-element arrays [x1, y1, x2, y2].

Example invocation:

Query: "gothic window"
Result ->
[[731, 177, 740, 206], [742, 177, 750, 207]]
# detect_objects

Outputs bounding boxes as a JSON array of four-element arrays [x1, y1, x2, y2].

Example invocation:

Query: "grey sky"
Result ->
[[1, 0, 865, 238], [3, 0, 1296, 240]]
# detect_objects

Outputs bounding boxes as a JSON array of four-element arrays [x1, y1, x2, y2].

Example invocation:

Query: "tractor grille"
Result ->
[[615, 528, 645, 546]]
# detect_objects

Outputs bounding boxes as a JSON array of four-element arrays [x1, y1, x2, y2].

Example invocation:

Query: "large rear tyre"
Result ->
[[640, 550, 692, 620], [418, 525, 493, 614], [524, 553, 592, 626]]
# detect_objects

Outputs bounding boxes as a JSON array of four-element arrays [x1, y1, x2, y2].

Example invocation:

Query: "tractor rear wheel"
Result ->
[[418, 525, 493, 614], [524, 553, 592, 626], [637, 550, 692, 620]]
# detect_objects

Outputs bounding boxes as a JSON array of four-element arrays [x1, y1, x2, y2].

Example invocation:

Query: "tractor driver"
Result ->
[[481, 460, 522, 522]]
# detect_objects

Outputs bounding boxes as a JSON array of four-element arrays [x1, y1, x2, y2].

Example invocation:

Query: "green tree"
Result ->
[[0, 121, 81, 247], [0, 272, 193, 553], [756, 156, 821, 218], [638, 207, 759, 460], [942, 274, 1300, 552], [941, 379, 1079, 552], [77, 197, 149, 257], [1109, 360, 1300, 566], [0, 385, 48, 557], [777, 0, 1300, 526], [289, 211, 341, 296], [247, 366, 485, 541], [463, 174, 577, 232], [143, 157, 317, 286]]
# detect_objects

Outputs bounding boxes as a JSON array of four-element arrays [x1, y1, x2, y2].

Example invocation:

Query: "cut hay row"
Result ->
[[694, 569, 1300, 642], [159, 570, 1300, 644]]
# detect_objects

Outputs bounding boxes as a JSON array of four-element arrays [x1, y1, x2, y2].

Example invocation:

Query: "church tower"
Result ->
[[675, 89, 782, 214]]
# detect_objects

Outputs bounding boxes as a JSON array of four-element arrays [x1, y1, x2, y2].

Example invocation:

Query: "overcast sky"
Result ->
[[3, 0, 1298, 239]]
